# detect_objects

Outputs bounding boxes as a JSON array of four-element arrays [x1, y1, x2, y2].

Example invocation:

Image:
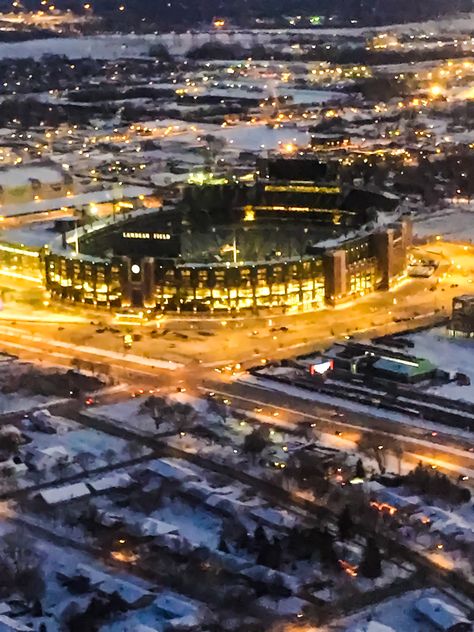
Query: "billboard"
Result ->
[[310, 360, 334, 375]]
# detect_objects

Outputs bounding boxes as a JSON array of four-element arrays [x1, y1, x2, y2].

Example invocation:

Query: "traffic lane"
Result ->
[[0, 274, 466, 368], [208, 377, 474, 453], [0, 330, 184, 389], [200, 387, 474, 483]]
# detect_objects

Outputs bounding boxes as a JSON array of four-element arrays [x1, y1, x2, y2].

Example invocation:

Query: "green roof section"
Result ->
[[373, 356, 437, 377]]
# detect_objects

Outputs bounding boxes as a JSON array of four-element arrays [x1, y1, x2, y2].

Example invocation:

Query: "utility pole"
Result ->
[[74, 219, 79, 255], [233, 230, 237, 264]]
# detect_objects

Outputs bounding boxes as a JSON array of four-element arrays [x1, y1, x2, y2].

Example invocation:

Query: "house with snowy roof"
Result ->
[[415, 597, 472, 632], [349, 622, 396, 632]]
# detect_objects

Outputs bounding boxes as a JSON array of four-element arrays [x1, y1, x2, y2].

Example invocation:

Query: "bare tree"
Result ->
[[103, 448, 116, 466], [0, 530, 45, 604], [172, 402, 198, 433], [243, 427, 270, 463], [70, 358, 82, 373], [125, 441, 144, 460], [390, 441, 404, 474], [206, 397, 229, 424], [74, 452, 94, 472], [357, 433, 387, 473]]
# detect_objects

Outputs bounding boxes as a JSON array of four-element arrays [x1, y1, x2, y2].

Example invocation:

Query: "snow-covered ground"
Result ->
[[0, 12, 471, 60], [406, 326, 474, 403], [415, 205, 474, 243], [240, 372, 474, 440], [0, 185, 153, 218], [0, 390, 61, 414], [217, 124, 311, 151], [325, 587, 473, 632]]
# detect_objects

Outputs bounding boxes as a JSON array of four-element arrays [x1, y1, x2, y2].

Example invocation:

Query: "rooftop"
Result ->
[[0, 164, 65, 188], [0, 185, 153, 217], [373, 355, 437, 377]]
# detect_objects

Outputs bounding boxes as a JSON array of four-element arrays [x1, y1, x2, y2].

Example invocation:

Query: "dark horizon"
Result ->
[[0, 0, 471, 30]]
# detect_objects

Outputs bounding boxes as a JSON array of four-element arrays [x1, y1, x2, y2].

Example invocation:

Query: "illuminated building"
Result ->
[[450, 295, 474, 337], [310, 135, 351, 152], [0, 158, 411, 313]]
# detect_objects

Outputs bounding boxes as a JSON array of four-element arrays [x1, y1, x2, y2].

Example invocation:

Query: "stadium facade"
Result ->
[[1, 157, 412, 313]]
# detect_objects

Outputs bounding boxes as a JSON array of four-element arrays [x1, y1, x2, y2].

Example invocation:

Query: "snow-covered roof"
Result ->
[[257, 595, 308, 617], [350, 622, 396, 632], [415, 597, 470, 631], [250, 506, 298, 530], [154, 592, 202, 618], [38, 445, 70, 459], [130, 518, 178, 538], [38, 482, 90, 505], [72, 562, 153, 606], [98, 578, 152, 606], [181, 480, 216, 500], [371, 488, 421, 510], [88, 472, 133, 492], [146, 458, 200, 482], [0, 165, 64, 188], [241, 565, 299, 591], [0, 223, 56, 248], [150, 172, 188, 187], [0, 185, 153, 217], [0, 615, 32, 631], [75, 563, 109, 586]]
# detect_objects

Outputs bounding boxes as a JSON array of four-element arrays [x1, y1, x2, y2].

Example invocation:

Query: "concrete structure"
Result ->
[[0, 157, 411, 313], [450, 295, 474, 337], [43, 216, 409, 312], [309, 342, 438, 384]]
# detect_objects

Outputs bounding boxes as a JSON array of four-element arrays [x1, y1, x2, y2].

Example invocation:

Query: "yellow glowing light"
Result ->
[[282, 142, 296, 154], [243, 205, 255, 222], [430, 84, 443, 97]]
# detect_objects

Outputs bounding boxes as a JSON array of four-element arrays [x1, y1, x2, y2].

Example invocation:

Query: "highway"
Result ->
[[0, 317, 472, 483], [0, 240, 469, 371], [0, 239, 471, 481], [197, 378, 474, 482]]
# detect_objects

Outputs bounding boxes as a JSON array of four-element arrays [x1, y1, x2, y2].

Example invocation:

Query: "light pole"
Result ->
[[74, 219, 79, 255]]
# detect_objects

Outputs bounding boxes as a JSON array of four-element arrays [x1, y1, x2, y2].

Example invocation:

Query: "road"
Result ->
[[0, 269, 453, 368], [0, 239, 471, 480], [0, 312, 472, 483], [197, 378, 474, 482], [0, 240, 469, 370]]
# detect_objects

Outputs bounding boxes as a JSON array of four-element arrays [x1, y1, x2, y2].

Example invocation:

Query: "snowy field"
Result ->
[[0, 390, 61, 414], [406, 327, 474, 403], [415, 206, 474, 243], [217, 125, 312, 151], [0, 13, 470, 60]]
